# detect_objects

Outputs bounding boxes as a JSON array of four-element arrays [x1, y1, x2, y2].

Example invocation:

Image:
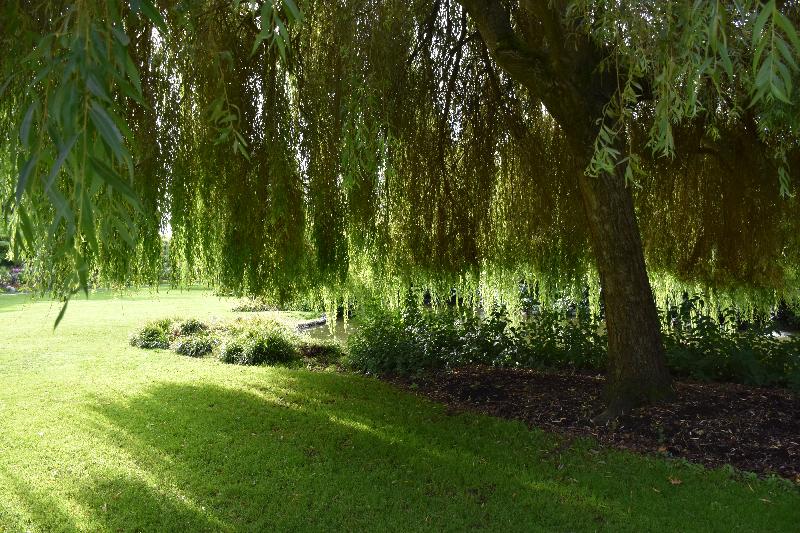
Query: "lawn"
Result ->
[[0, 289, 797, 532]]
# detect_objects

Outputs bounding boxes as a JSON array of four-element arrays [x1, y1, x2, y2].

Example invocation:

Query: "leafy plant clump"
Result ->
[[131, 316, 305, 366], [174, 335, 214, 357], [232, 297, 324, 313], [177, 318, 208, 336], [232, 300, 276, 312], [663, 314, 800, 390], [129, 318, 174, 350], [218, 338, 245, 364], [347, 305, 800, 390], [298, 340, 345, 367], [219, 321, 299, 366], [347, 307, 606, 376]]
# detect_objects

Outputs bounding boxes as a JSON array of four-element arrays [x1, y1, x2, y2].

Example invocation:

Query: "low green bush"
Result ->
[[298, 339, 345, 366], [232, 296, 323, 313], [347, 305, 800, 389], [663, 314, 800, 388], [347, 306, 607, 376], [174, 335, 214, 357], [178, 318, 208, 336], [240, 330, 298, 365], [232, 300, 276, 312], [347, 310, 451, 375], [0, 240, 9, 264], [129, 319, 173, 349], [218, 320, 299, 365], [130, 316, 302, 366], [218, 338, 246, 364]]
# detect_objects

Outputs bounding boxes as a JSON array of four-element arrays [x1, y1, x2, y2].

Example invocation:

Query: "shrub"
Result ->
[[0, 240, 9, 264], [232, 300, 276, 312], [347, 306, 607, 375], [219, 338, 246, 364], [174, 335, 214, 357], [129, 319, 173, 349], [232, 297, 323, 313], [178, 318, 208, 336], [505, 311, 607, 370], [298, 340, 345, 366], [346, 305, 799, 390], [219, 320, 299, 365], [663, 315, 800, 387], [347, 310, 446, 375], [240, 330, 297, 365]]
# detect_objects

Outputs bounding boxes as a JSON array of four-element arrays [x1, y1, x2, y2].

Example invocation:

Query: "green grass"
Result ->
[[0, 289, 797, 532]]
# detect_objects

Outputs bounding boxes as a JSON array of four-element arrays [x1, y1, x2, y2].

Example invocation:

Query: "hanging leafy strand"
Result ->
[[1, 0, 799, 316]]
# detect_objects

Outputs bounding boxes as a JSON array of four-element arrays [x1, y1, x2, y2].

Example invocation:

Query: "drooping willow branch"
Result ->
[[0, 0, 798, 318]]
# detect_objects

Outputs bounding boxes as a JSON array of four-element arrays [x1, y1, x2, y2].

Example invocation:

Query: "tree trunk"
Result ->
[[457, 0, 674, 419], [577, 166, 674, 422]]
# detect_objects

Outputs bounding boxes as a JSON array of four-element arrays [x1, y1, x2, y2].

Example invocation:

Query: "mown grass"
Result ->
[[0, 289, 797, 532]]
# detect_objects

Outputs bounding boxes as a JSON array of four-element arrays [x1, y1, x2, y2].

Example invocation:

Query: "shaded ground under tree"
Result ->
[[387, 367, 800, 482]]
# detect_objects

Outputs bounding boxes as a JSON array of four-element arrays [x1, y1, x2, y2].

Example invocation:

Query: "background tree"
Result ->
[[1, 0, 799, 417]]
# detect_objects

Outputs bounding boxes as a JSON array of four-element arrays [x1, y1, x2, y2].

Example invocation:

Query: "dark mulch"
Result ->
[[385, 366, 800, 482]]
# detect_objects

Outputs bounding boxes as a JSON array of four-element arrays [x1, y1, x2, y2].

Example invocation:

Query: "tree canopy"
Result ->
[[1, 0, 799, 313]]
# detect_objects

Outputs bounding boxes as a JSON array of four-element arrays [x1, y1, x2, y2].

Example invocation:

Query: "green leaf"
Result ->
[[139, 0, 167, 32], [125, 52, 144, 99], [86, 73, 112, 102], [80, 183, 99, 255], [17, 205, 35, 250], [45, 135, 78, 191], [752, 1, 775, 70], [32, 62, 55, 86], [719, 44, 734, 77], [46, 185, 74, 230], [275, 15, 289, 41], [110, 214, 136, 248], [53, 298, 70, 330], [752, 1, 774, 50], [0, 75, 13, 97], [252, 1, 276, 56], [283, 0, 302, 22], [261, 0, 274, 26], [17, 154, 39, 205], [775, 37, 798, 71], [89, 101, 126, 163], [778, 166, 793, 197], [76, 257, 89, 298], [755, 55, 773, 87], [273, 32, 287, 62], [775, 10, 800, 53], [20, 100, 38, 150], [112, 26, 130, 46], [88, 156, 142, 211]]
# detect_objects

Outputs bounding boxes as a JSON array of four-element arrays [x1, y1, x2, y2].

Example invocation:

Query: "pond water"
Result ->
[[300, 318, 358, 344]]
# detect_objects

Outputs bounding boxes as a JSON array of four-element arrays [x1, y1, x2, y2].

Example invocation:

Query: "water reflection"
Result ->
[[300, 318, 358, 344]]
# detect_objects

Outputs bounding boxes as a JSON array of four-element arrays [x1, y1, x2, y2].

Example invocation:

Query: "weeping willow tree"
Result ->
[[1, 0, 800, 417]]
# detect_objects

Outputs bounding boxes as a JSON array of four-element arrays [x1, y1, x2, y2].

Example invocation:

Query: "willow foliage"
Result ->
[[1, 0, 799, 314]]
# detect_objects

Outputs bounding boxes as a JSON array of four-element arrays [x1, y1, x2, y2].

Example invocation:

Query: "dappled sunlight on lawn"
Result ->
[[81, 379, 615, 531], [0, 290, 798, 531]]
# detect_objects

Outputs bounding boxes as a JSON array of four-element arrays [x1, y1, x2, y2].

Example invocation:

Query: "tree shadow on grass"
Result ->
[[76, 370, 798, 532], [0, 464, 79, 533]]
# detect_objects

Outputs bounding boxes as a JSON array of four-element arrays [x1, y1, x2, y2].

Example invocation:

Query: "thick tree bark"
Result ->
[[577, 166, 674, 420], [458, 0, 674, 417]]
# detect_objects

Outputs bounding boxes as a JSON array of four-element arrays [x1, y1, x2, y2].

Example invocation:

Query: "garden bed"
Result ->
[[386, 366, 800, 482]]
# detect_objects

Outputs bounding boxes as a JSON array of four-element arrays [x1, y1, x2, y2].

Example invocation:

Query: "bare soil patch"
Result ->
[[385, 366, 800, 481]]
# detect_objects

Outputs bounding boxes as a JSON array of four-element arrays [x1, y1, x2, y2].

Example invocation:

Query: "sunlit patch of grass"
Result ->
[[0, 289, 797, 531]]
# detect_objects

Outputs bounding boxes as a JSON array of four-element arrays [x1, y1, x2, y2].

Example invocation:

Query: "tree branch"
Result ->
[[455, 0, 552, 90]]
